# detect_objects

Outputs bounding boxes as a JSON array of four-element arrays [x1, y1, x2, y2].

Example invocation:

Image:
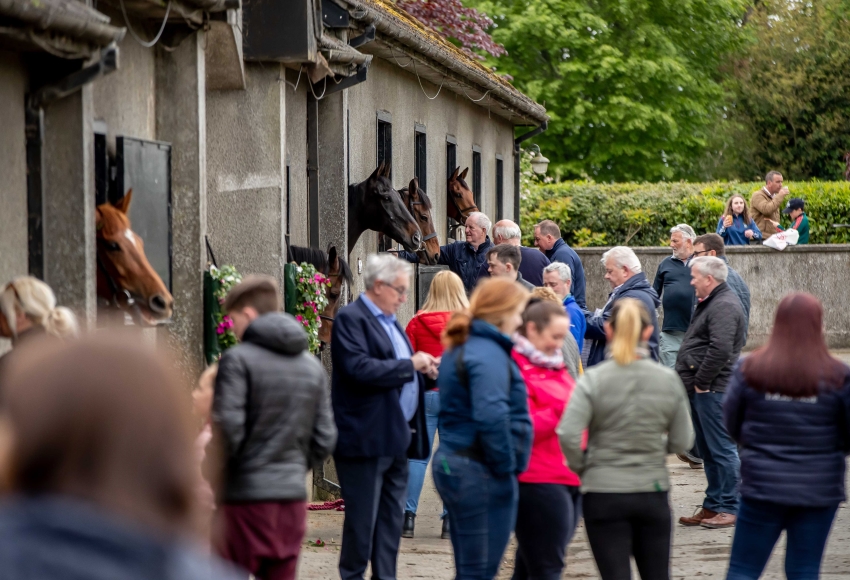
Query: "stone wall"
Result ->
[[575, 245, 850, 349]]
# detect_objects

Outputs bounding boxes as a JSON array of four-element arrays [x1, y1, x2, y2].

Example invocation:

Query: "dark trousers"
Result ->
[[336, 455, 409, 580], [691, 391, 740, 514], [583, 491, 672, 580], [726, 498, 839, 580], [217, 500, 307, 580], [512, 483, 582, 580], [433, 451, 518, 580]]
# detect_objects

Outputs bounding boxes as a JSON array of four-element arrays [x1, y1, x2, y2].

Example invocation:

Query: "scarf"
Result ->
[[513, 333, 564, 370]]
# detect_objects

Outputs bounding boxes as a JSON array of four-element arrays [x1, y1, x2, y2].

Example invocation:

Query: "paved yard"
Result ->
[[298, 458, 850, 579]]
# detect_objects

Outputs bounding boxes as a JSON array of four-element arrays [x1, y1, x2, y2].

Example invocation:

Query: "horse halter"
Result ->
[[449, 187, 479, 224], [402, 190, 437, 252], [96, 237, 145, 325]]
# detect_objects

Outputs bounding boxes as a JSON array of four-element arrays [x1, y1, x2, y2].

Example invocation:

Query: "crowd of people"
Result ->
[[0, 171, 839, 580]]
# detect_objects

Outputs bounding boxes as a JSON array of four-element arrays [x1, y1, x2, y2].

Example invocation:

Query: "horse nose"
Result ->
[[412, 231, 422, 247], [149, 293, 171, 316]]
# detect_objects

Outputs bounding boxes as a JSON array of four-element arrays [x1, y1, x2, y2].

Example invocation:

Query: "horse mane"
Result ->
[[288, 244, 353, 283]]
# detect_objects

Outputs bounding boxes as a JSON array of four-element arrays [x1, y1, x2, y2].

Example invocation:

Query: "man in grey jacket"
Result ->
[[675, 258, 745, 531], [213, 275, 337, 580]]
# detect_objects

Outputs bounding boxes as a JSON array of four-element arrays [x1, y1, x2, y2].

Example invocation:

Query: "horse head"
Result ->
[[348, 163, 422, 252], [96, 190, 173, 325], [318, 244, 352, 345], [447, 166, 479, 225], [400, 178, 440, 265]]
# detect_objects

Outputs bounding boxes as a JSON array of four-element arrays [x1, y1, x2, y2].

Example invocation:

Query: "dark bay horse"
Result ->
[[447, 167, 479, 225], [399, 177, 440, 265], [96, 190, 173, 326], [288, 244, 352, 345], [348, 163, 422, 253]]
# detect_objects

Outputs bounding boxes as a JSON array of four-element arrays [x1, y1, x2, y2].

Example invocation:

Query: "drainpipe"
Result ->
[[514, 122, 547, 223]]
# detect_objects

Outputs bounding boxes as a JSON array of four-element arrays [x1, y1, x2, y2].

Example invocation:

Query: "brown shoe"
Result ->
[[679, 507, 717, 526], [701, 513, 736, 529]]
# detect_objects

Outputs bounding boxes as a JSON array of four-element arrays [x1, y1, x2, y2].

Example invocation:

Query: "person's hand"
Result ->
[[723, 215, 733, 228], [411, 352, 437, 374], [694, 386, 709, 394], [779, 186, 790, 197], [744, 229, 754, 239], [768, 219, 780, 228]]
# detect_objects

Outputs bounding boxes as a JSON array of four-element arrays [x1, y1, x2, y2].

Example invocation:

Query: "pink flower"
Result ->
[[296, 315, 303, 322]]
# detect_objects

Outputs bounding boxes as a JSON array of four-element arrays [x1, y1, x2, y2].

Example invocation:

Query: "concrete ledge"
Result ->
[[574, 244, 850, 349]]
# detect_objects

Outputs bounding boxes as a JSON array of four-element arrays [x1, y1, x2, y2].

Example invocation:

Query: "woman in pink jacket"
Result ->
[[511, 299, 581, 580]]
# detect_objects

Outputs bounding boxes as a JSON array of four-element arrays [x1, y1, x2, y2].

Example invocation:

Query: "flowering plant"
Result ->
[[209, 264, 243, 355], [292, 263, 331, 354]]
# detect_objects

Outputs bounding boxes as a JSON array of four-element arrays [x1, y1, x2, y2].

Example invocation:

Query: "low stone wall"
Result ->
[[574, 245, 850, 350]]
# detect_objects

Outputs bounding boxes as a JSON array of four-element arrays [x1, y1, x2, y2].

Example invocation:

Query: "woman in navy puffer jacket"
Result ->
[[433, 278, 532, 580], [723, 293, 850, 580]]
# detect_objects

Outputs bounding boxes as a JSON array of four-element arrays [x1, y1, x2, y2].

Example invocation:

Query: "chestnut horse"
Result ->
[[399, 177, 440, 265], [96, 191, 173, 326], [288, 244, 352, 346], [447, 167, 479, 225], [348, 163, 422, 253]]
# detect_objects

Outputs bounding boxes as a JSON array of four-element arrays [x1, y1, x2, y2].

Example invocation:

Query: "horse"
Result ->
[[348, 163, 423, 254], [398, 177, 440, 265], [447, 166, 479, 225], [287, 244, 352, 346], [96, 190, 174, 326]]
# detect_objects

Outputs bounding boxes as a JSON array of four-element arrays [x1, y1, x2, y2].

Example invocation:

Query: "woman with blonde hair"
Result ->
[[717, 195, 762, 246], [403, 271, 468, 539], [433, 277, 532, 579], [557, 298, 693, 580]]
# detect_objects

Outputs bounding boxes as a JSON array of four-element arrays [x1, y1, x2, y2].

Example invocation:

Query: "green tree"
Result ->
[[467, 0, 749, 182], [716, 0, 850, 180]]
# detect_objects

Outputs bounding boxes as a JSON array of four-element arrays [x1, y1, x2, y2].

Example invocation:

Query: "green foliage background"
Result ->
[[520, 181, 850, 247]]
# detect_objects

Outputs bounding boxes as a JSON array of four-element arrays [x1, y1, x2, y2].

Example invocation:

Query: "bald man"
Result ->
[[477, 219, 550, 286]]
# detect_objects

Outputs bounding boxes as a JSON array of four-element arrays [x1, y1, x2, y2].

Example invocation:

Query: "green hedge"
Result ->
[[520, 181, 850, 247]]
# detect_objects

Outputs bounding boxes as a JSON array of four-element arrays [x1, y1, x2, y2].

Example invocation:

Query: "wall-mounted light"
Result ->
[[528, 144, 550, 175]]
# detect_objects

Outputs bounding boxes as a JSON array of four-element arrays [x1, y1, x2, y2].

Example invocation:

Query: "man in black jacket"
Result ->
[[676, 257, 745, 531], [213, 276, 337, 579]]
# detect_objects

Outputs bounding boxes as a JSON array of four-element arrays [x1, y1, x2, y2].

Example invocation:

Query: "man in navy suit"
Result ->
[[331, 254, 438, 580]]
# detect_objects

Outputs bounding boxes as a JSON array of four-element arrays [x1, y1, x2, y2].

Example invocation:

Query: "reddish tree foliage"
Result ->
[[397, 0, 506, 59]]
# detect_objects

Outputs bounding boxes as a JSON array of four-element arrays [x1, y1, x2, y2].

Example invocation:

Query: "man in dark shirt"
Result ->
[[652, 224, 697, 369], [533, 220, 586, 308], [486, 244, 534, 291], [400, 211, 492, 293], [476, 219, 549, 286]]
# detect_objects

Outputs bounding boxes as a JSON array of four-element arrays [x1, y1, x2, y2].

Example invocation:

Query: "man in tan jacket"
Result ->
[[750, 171, 790, 238]]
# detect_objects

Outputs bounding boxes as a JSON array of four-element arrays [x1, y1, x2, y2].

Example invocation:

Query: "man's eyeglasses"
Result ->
[[382, 282, 410, 298], [693, 249, 712, 257]]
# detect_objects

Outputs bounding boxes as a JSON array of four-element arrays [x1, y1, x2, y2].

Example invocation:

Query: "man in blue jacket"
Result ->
[[542, 262, 586, 352], [400, 212, 492, 293], [331, 254, 438, 580], [585, 246, 660, 367], [533, 220, 587, 308]]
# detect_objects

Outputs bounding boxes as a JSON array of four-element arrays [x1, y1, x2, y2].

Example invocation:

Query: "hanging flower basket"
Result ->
[[290, 263, 331, 355]]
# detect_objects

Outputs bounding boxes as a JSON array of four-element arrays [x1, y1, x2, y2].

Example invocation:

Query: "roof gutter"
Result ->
[[513, 122, 548, 223], [0, 0, 125, 47], [345, 0, 547, 125]]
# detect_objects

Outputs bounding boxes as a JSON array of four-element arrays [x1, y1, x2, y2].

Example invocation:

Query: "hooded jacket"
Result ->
[[585, 272, 661, 368], [213, 312, 337, 502], [405, 311, 451, 359], [675, 283, 746, 394]]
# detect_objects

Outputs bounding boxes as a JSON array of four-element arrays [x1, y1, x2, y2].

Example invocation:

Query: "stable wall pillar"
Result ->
[[317, 90, 349, 257]]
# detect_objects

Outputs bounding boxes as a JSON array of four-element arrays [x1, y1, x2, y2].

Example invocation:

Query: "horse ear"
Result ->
[[460, 167, 469, 181], [327, 245, 338, 268], [384, 163, 392, 178], [369, 165, 382, 181], [449, 167, 459, 181], [95, 207, 104, 232], [408, 178, 419, 197], [116, 189, 133, 214]]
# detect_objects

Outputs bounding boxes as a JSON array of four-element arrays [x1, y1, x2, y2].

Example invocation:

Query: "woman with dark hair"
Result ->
[[0, 334, 242, 580], [723, 293, 850, 580], [717, 195, 762, 246], [511, 299, 580, 580]]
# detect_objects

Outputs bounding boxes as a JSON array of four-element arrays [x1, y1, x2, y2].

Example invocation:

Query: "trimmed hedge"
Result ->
[[520, 181, 850, 247]]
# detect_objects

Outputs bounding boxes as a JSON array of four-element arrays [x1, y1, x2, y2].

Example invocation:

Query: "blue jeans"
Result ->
[[433, 451, 518, 579], [405, 390, 445, 516], [691, 391, 740, 514], [726, 498, 838, 580]]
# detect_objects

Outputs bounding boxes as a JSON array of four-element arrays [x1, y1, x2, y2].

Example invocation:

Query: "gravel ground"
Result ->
[[298, 457, 850, 579]]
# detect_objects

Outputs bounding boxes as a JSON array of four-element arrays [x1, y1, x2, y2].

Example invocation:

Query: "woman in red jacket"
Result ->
[[403, 271, 469, 540], [512, 299, 580, 580]]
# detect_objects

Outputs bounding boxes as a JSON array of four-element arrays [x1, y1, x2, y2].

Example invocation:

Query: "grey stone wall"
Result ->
[[575, 245, 850, 349], [284, 67, 309, 247]]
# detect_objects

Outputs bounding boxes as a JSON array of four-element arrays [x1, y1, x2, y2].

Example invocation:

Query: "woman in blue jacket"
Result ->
[[723, 293, 850, 580], [433, 277, 532, 580], [717, 195, 762, 245]]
